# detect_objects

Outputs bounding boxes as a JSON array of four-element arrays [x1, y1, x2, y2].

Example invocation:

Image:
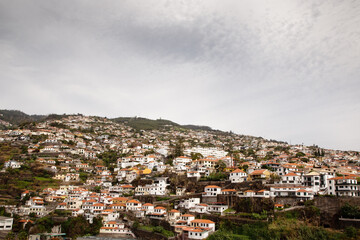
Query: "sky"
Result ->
[[0, 0, 359, 151]]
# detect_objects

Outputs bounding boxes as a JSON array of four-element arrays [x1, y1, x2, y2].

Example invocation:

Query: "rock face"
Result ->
[[217, 195, 274, 213], [314, 196, 360, 228], [132, 229, 167, 240]]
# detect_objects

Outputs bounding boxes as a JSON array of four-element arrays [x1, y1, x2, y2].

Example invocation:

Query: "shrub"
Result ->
[[344, 226, 357, 238], [341, 203, 360, 218]]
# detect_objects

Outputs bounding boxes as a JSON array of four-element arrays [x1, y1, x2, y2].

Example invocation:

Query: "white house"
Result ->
[[135, 177, 169, 196], [142, 203, 155, 214], [229, 169, 247, 183], [4, 160, 22, 169], [296, 189, 314, 200], [303, 172, 321, 193], [100, 221, 134, 236], [126, 200, 142, 211], [167, 209, 181, 224], [186, 227, 211, 240], [281, 172, 302, 185], [202, 185, 221, 197], [207, 203, 228, 214], [0, 216, 13, 231], [177, 198, 201, 210], [180, 214, 195, 225], [190, 219, 216, 232], [187, 171, 201, 179], [327, 176, 359, 197]]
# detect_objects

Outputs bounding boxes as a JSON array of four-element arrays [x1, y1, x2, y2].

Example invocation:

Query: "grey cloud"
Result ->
[[0, 0, 359, 150]]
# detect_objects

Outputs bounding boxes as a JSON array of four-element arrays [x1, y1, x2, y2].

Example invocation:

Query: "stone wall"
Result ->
[[217, 195, 274, 213], [314, 196, 360, 228], [132, 229, 168, 240]]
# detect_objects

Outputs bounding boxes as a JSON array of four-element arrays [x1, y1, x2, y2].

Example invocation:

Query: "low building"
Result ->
[[249, 169, 271, 180], [327, 176, 359, 197], [0, 216, 13, 231], [229, 169, 247, 183], [202, 185, 221, 197]]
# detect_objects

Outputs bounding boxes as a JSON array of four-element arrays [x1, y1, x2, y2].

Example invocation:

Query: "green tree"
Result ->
[[173, 139, 184, 158], [340, 203, 360, 218], [344, 226, 358, 238], [5, 232, 15, 240], [79, 172, 88, 182], [93, 186, 101, 193], [18, 231, 28, 240], [215, 160, 226, 172], [61, 216, 102, 238], [191, 152, 203, 160], [0, 207, 11, 217], [296, 152, 306, 157], [97, 150, 119, 168]]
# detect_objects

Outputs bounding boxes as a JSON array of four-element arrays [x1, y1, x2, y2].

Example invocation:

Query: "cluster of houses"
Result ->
[[0, 114, 359, 239]]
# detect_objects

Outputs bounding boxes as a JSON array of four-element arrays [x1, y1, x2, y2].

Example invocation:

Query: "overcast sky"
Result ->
[[0, 0, 359, 151]]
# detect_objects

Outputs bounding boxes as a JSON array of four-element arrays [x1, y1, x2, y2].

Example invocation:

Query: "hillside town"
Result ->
[[0, 114, 359, 239]]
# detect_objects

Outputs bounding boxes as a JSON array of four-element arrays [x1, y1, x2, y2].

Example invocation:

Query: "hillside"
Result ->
[[111, 117, 213, 131], [0, 110, 46, 125], [0, 110, 214, 132]]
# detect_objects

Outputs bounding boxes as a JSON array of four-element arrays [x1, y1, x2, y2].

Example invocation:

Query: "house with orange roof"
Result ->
[[189, 203, 208, 214], [112, 197, 129, 204], [19, 219, 34, 229], [101, 209, 120, 222], [274, 204, 284, 210], [296, 189, 314, 200], [191, 218, 216, 232], [21, 190, 30, 200], [71, 208, 84, 217], [182, 227, 212, 240], [281, 172, 302, 185], [99, 221, 134, 236], [194, 158, 219, 168], [91, 203, 105, 213], [229, 168, 247, 183], [142, 203, 155, 214], [167, 209, 181, 224], [56, 202, 67, 210], [109, 203, 126, 211], [26, 197, 44, 206], [148, 206, 167, 220], [248, 169, 271, 180], [180, 214, 195, 225], [220, 188, 236, 195], [126, 199, 142, 211], [327, 176, 359, 197], [254, 189, 271, 198], [243, 190, 256, 197]]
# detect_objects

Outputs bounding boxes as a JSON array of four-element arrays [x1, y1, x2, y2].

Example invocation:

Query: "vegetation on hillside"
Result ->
[[0, 164, 59, 204], [112, 116, 213, 131], [0, 110, 45, 126], [0, 143, 22, 167], [208, 218, 350, 240]]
